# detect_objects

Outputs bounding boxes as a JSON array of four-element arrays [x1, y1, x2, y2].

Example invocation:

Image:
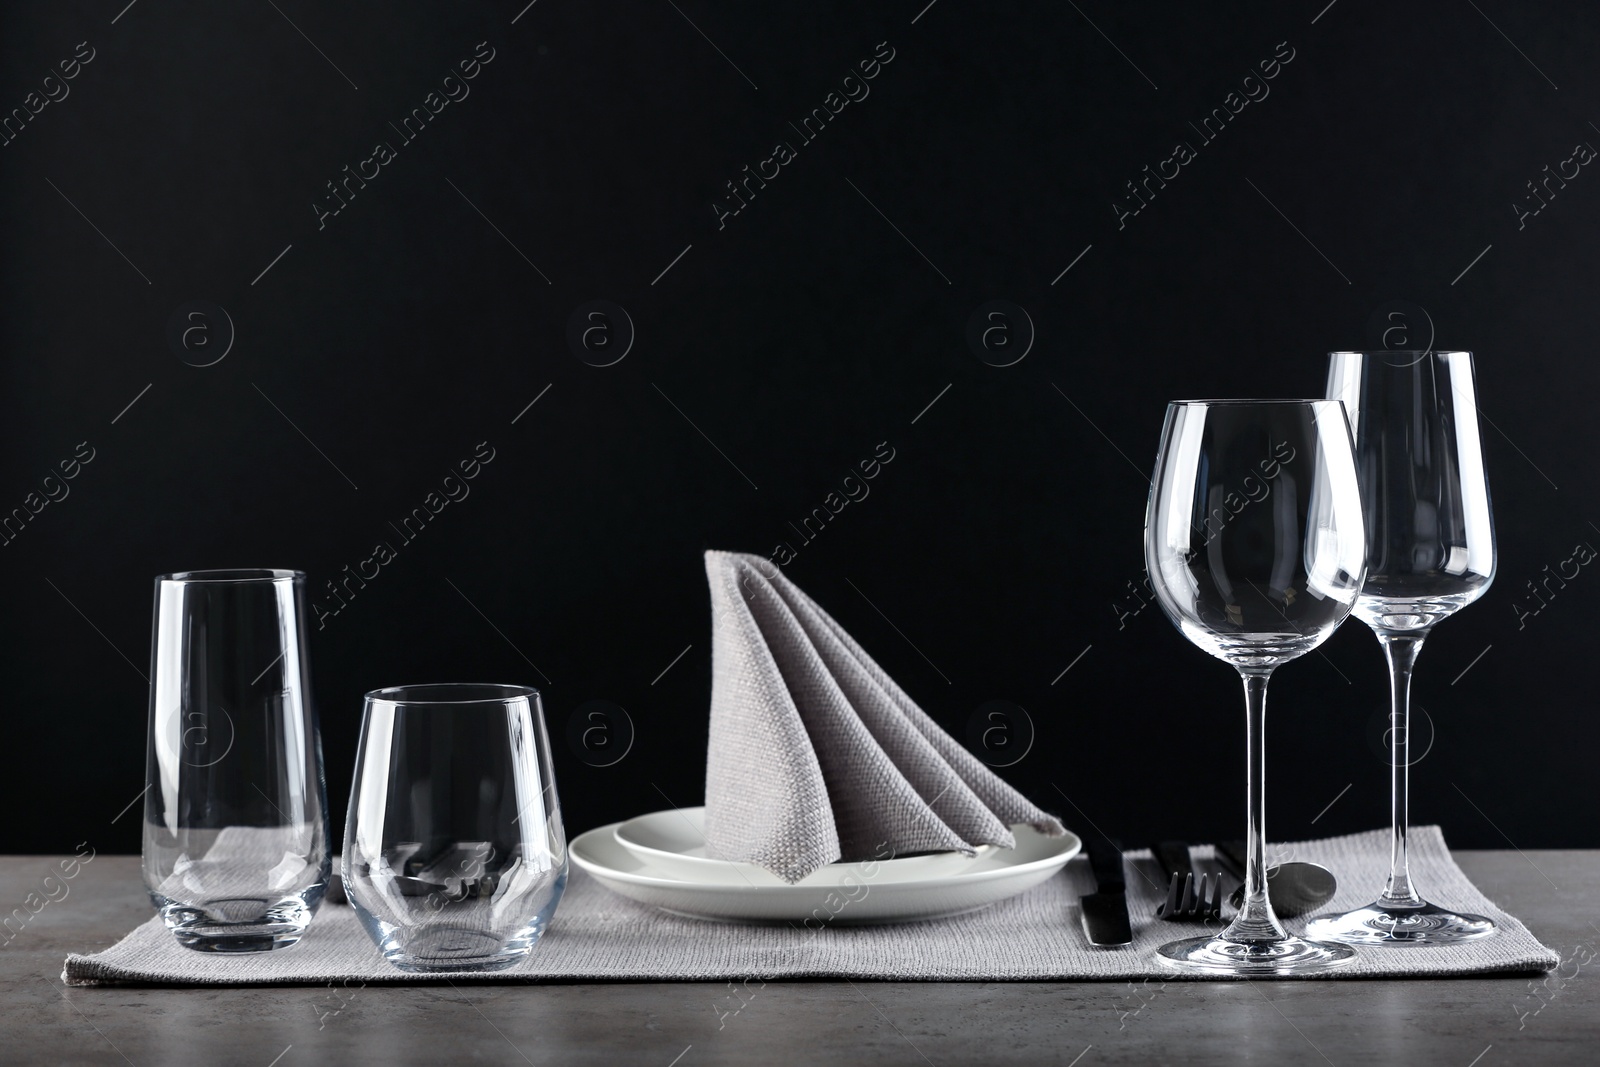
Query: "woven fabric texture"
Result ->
[[64, 825, 1558, 986], [701, 550, 1063, 883]]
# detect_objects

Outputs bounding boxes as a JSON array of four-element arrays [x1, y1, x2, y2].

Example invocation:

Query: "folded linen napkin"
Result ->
[[702, 550, 1065, 883]]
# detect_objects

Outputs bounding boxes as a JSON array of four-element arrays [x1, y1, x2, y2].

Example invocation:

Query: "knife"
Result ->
[[1078, 835, 1133, 947]]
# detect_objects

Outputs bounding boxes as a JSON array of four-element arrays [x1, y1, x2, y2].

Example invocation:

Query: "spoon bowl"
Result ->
[[1230, 861, 1338, 917]]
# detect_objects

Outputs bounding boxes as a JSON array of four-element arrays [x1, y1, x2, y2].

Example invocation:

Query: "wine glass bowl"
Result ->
[[1145, 400, 1367, 975], [1147, 400, 1367, 669], [1332, 350, 1495, 633]]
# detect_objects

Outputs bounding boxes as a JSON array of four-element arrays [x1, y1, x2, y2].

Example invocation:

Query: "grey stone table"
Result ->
[[2, 852, 1595, 1066]]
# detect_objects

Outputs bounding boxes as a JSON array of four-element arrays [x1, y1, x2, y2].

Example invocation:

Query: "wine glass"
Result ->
[[1306, 351, 1498, 945], [142, 569, 330, 951], [1145, 400, 1367, 975], [343, 684, 568, 972]]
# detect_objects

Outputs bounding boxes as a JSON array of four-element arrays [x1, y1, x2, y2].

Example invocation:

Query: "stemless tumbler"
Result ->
[[343, 684, 568, 972], [142, 569, 331, 951]]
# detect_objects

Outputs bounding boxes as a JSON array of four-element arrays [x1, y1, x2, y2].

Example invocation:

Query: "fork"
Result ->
[[1153, 841, 1222, 922]]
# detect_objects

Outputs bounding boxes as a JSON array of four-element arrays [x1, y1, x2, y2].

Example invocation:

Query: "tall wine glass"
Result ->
[[1145, 400, 1366, 975], [1306, 351, 1498, 945]]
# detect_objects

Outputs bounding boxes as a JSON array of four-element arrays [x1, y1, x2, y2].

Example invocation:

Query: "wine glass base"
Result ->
[[1157, 933, 1356, 976], [1305, 901, 1497, 946]]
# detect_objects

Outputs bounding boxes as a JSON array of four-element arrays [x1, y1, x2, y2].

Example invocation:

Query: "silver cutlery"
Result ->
[[1153, 840, 1222, 922], [1078, 836, 1133, 948], [1214, 839, 1338, 918]]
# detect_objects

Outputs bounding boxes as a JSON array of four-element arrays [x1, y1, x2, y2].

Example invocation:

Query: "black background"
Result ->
[[3, 0, 1595, 858]]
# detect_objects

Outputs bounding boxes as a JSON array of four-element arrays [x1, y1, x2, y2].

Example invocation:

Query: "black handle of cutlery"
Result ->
[[1085, 835, 1126, 893], [1152, 840, 1193, 883], [1214, 839, 1248, 880]]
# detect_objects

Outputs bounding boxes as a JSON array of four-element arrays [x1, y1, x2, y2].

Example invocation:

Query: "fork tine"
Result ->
[[1160, 871, 1182, 918], [1156, 848, 1225, 922]]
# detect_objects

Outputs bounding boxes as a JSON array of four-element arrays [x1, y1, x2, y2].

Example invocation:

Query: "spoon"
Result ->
[[1214, 840, 1338, 918]]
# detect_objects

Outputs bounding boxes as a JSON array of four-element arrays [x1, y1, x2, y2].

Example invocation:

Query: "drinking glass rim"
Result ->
[[156, 568, 303, 583], [365, 683, 542, 706], [1327, 349, 1472, 357], [1166, 398, 1342, 407]]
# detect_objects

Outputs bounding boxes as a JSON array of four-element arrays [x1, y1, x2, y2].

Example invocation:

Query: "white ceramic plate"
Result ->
[[572, 818, 1080, 924], [612, 807, 996, 886]]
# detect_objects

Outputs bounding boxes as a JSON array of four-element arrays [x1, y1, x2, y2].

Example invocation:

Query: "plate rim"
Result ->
[[572, 819, 1081, 897], [612, 806, 1001, 881]]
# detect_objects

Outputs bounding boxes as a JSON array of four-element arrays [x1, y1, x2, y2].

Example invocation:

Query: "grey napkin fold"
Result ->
[[702, 550, 1065, 883]]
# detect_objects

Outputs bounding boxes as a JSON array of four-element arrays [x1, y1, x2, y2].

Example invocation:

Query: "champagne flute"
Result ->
[[1306, 351, 1498, 945], [1145, 400, 1366, 975]]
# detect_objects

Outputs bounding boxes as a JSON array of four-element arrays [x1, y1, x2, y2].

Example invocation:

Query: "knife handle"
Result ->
[[1085, 835, 1126, 892], [1214, 839, 1248, 880]]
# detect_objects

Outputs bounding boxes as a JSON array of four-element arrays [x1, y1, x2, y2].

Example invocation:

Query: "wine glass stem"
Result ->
[[1226, 667, 1286, 943], [1378, 631, 1428, 909]]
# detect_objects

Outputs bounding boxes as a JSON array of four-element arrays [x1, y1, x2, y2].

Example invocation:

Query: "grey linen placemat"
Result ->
[[63, 825, 1557, 985]]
